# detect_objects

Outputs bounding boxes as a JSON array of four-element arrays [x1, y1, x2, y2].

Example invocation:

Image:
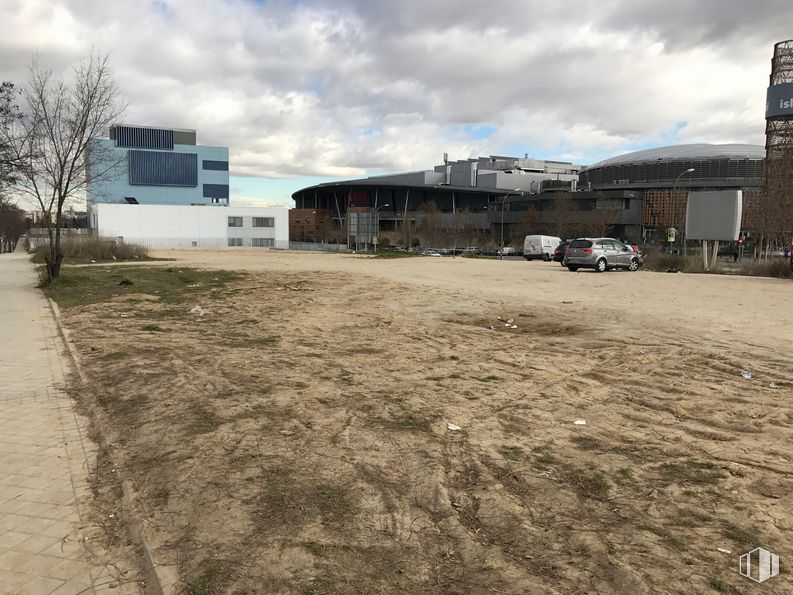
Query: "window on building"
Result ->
[[228, 216, 243, 227], [202, 160, 229, 171], [596, 198, 627, 210], [203, 184, 229, 199], [228, 238, 243, 246], [129, 151, 198, 186], [124, 197, 139, 204], [253, 217, 275, 228], [252, 238, 274, 247]]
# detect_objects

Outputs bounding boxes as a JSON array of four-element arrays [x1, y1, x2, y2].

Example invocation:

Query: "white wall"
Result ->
[[92, 203, 289, 248]]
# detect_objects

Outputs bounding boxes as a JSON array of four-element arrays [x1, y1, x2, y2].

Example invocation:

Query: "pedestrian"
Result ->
[[785, 245, 790, 258]]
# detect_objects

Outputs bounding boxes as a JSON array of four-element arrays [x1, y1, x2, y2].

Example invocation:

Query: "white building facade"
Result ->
[[91, 203, 289, 249]]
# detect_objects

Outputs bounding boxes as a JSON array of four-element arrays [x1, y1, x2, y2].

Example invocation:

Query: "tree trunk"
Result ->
[[44, 213, 64, 281]]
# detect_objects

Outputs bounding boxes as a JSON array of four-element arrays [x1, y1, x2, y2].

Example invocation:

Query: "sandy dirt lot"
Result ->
[[61, 251, 792, 594]]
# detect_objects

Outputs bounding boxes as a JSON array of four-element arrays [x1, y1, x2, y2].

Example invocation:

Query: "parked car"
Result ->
[[563, 238, 642, 272], [553, 240, 571, 264], [523, 235, 562, 261], [425, 250, 442, 257]]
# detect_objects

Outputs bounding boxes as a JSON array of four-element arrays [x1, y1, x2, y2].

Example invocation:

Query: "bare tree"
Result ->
[[417, 201, 441, 247], [584, 196, 616, 238], [511, 208, 539, 246], [549, 194, 577, 239], [0, 81, 22, 191], [456, 208, 478, 249], [3, 53, 124, 280], [0, 197, 27, 253]]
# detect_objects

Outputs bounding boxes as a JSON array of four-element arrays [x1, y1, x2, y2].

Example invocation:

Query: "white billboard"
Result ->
[[685, 190, 742, 241]]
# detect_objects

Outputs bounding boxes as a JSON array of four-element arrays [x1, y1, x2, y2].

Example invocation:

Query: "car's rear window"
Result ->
[[569, 240, 592, 248]]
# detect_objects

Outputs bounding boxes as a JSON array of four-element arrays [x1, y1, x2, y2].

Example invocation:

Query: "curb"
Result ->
[[47, 298, 177, 595]]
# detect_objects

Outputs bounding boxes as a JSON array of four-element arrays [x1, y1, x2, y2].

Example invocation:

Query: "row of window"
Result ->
[[228, 238, 275, 247], [228, 216, 275, 228]]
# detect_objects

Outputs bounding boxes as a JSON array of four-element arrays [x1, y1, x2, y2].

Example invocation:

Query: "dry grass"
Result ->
[[32, 235, 150, 262], [643, 250, 791, 278]]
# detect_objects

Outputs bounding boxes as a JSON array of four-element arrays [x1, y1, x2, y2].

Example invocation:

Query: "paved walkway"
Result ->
[[0, 253, 140, 594]]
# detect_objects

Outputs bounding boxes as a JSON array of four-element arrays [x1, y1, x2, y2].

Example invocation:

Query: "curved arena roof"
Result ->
[[587, 144, 765, 169]]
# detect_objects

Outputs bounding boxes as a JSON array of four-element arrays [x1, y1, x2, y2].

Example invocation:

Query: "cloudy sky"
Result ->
[[1, 0, 790, 206]]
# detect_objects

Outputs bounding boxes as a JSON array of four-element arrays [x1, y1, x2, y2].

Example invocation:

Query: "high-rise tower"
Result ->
[[764, 40, 793, 239]]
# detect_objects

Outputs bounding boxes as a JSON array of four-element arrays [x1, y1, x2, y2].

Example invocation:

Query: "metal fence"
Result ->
[[288, 241, 348, 252], [25, 232, 349, 253]]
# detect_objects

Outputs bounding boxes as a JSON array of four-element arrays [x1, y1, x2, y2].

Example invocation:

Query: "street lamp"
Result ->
[[672, 168, 695, 254], [373, 203, 390, 253], [500, 189, 522, 258]]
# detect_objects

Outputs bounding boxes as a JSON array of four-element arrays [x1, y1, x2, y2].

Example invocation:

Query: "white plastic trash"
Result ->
[[574, 419, 587, 426], [447, 423, 462, 431], [740, 371, 752, 380]]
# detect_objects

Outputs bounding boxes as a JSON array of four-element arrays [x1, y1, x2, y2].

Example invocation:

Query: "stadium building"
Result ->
[[292, 143, 768, 249], [291, 155, 593, 248], [578, 143, 765, 242]]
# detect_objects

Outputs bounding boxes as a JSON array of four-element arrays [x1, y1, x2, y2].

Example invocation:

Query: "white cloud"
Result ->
[[0, 0, 785, 195]]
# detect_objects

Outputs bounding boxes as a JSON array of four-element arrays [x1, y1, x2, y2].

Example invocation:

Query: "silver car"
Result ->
[[563, 238, 642, 272]]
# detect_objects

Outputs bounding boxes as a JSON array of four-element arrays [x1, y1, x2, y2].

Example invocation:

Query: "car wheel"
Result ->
[[567, 265, 578, 272], [628, 258, 640, 271], [595, 258, 607, 273], [543, 253, 551, 261]]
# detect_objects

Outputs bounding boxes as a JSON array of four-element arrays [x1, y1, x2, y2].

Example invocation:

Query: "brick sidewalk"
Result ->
[[0, 253, 141, 595]]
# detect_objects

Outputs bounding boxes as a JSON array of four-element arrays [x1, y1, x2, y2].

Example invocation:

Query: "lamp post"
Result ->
[[500, 189, 522, 258], [373, 203, 390, 253], [672, 168, 695, 254]]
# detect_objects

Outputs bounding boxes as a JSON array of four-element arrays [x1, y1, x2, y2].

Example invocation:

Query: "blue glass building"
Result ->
[[87, 124, 230, 207]]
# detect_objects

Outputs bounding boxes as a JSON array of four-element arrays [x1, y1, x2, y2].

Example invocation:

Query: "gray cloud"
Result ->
[[0, 0, 786, 183]]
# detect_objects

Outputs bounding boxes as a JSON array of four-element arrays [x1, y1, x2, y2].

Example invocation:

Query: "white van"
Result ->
[[523, 235, 562, 261]]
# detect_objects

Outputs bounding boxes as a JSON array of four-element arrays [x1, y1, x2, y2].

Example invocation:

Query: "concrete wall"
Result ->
[[87, 139, 229, 207], [91, 203, 289, 248], [366, 170, 445, 186], [477, 171, 578, 193]]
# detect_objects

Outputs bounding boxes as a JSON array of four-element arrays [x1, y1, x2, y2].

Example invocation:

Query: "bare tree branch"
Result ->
[[0, 51, 125, 280]]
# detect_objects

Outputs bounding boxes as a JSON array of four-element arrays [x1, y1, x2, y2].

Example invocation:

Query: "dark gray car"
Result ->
[[563, 238, 642, 272]]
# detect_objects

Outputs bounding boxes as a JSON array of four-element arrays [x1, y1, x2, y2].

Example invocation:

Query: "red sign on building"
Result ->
[[348, 191, 369, 208]]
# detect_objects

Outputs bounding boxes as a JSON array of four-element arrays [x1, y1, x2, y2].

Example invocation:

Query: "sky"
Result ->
[[1, 0, 791, 207]]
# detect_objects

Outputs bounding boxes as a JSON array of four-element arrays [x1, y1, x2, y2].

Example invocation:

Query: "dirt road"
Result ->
[[60, 251, 792, 593], [151, 249, 793, 348]]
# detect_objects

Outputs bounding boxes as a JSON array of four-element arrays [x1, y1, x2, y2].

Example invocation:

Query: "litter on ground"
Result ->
[[574, 419, 587, 426], [740, 370, 752, 380], [447, 423, 462, 431]]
